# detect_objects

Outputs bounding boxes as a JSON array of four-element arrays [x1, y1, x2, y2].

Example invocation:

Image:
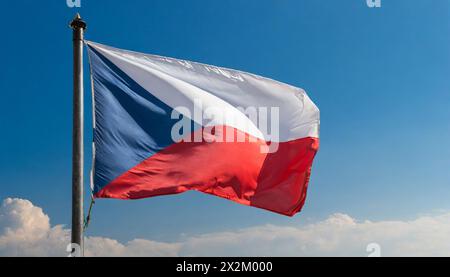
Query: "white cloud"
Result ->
[[1, 198, 450, 257], [0, 198, 69, 256]]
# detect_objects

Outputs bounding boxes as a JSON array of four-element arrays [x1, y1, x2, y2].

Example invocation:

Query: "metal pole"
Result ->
[[70, 13, 86, 256]]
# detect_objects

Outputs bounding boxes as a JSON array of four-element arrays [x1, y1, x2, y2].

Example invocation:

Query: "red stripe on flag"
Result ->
[[95, 126, 319, 216]]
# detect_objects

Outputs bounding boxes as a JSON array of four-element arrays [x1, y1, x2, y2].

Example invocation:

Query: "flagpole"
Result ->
[[70, 13, 86, 256]]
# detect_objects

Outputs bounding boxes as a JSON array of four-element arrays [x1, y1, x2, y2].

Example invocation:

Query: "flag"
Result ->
[[86, 41, 320, 216]]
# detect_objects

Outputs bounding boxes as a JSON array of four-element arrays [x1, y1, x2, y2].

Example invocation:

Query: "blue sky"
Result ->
[[1, 0, 450, 244]]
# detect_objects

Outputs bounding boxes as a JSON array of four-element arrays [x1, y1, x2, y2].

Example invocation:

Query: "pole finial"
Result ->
[[70, 13, 87, 30]]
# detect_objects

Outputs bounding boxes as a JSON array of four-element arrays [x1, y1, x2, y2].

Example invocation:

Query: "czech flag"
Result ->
[[86, 41, 320, 216]]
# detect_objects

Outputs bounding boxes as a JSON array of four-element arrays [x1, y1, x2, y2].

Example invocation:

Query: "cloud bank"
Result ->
[[1, 198, 450, 257]]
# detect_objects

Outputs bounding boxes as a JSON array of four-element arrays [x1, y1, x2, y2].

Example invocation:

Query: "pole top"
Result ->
[[70, 13, 87, 30]]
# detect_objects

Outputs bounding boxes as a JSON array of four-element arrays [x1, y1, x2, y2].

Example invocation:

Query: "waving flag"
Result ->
[[86, 41, 319, 216]]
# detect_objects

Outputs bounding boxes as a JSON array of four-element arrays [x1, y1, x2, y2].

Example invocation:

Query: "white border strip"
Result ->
[[85, 40, 97, 193]]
